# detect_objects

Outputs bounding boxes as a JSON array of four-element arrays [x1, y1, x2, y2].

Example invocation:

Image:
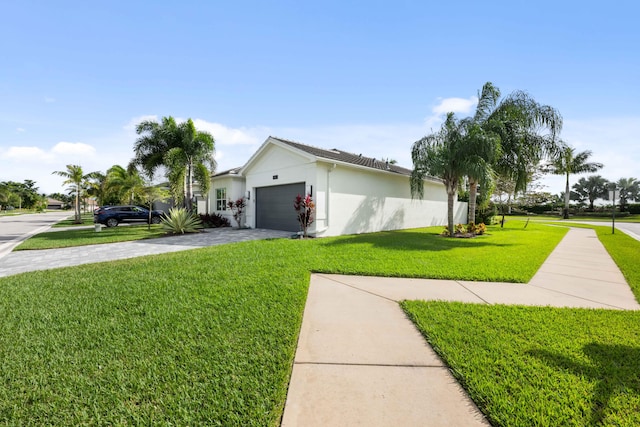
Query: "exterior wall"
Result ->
[[243, 144, 317, 229], [315, 162, 467, 237], [228, 139, 468, 236], [208, 175, 246, 225]]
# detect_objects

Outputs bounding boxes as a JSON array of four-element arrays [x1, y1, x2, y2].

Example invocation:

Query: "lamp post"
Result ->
[[609, 186, 617, 234]]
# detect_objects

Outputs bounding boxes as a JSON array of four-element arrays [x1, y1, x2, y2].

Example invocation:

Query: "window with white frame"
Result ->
[[215, 188, 227, 211]]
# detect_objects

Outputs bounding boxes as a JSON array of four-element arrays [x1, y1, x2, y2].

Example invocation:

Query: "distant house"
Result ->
[[206, 136, 467, 237], [47, 198, 64, 210]]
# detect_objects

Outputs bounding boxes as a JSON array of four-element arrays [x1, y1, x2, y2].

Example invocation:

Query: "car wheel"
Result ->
[[106, 218, 119, 227], [150, 216, 162, 224]]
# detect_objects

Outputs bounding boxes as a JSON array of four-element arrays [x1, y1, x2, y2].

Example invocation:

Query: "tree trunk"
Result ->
[[468, 178, 477, 225], [447, 188, 455, 237], [563, 172, 570, 219], [74, 185, 81, 223], [185, 161, 193, 211]]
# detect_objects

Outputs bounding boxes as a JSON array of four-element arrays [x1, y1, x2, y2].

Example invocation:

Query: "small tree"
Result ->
[[227, 197, 246, 228], [294, 194, 315, 238], [141, 185, 169, 230]]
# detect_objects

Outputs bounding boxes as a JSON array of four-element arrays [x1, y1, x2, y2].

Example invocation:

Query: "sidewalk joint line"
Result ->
[[455, 281, 492, 305], [531, 271, 626, 286], [317, 274, 399, 303], [294, 361, 445, 368], [528, 284, 632, 310]]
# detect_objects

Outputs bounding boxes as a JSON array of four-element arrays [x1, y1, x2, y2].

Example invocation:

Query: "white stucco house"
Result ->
[[206, 136, 467, 237]]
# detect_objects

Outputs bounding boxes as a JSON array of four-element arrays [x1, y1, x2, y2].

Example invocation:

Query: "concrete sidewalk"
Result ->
[[281, 228, 639, 426]]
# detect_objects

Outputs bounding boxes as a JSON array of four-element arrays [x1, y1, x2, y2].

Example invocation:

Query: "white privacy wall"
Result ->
[[315, 161, 467, 237]]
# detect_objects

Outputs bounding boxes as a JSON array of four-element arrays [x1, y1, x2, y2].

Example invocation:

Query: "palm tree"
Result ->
[[52, 164, 96, 223], [411, 113, 487, 236], [463, 82, 564, 223], [545, 147, 603, 218], [572, 175, 609, 210], [106, 165, 145, 205], [615, 177, 639, 212], [133, 116, 215, 211]]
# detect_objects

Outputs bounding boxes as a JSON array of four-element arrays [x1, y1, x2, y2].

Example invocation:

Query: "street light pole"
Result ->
[[610, 187, 617, 235]]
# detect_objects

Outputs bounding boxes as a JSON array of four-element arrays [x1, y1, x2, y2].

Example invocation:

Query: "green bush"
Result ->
[[199, 213, 230, 228], [161, 208, 203, 234]]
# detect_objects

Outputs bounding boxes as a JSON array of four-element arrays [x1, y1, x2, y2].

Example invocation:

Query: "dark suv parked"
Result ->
[[94, 205, 166, 227]]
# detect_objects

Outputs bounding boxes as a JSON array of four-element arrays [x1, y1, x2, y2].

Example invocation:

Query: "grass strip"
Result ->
[[51, 213, 95, 227], [14, 225, 166, 250], [402, 302, 640, 427]]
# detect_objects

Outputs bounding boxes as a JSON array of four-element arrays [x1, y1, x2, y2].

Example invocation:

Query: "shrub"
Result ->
[[294, 194, 315, 238], [199, 213, 230, 228], [227, 197, 246, 228], [161, 207, 203, 234]]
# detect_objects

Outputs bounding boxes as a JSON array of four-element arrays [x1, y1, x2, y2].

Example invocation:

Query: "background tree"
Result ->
[[52, 165, 96, 223], [86, 172, 116, 207], [0, 180, 43, 209], [133, 116, 215, 211], [571, 175, 609, 210], [614, 177, 639, 212], [463, 82, 563, 222], [544, 146, 603, 218], [106, 165, 145, 205], [411, 113, 475, 236]]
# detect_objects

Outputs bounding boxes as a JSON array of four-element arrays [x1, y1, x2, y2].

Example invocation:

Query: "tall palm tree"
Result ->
[[615, 177, 639, 212], [411, 113, 489, 236], [133, 116, 215, 210], [106, 165, 145, 205], [52, 164, 96, 223], [463, 82, 564, 223], [545, 146, 603, 218], [571, 175, 609, 210]]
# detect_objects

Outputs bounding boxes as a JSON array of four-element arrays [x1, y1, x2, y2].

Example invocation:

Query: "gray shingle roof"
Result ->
[[270, 136, 414, 176], [212, 167, 242, 177]]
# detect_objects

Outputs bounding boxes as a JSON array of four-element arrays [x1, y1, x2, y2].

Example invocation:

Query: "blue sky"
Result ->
[[1, 0, 639, 196]]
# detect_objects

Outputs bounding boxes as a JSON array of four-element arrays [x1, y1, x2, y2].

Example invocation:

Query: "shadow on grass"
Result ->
[[528, 343, 640, 425], [318, 230, 516, 252]]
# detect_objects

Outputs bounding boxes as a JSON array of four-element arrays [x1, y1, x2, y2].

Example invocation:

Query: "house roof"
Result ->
[[212, 167, 242, 178], [269, 136, 415, 176]]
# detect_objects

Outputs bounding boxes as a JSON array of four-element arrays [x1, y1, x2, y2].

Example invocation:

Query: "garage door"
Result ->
[[256, 182, 305, 232]]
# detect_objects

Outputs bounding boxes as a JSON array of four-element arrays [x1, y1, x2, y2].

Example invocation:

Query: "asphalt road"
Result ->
[[0, 211, 72, 258], [567, 221, 640, 241]]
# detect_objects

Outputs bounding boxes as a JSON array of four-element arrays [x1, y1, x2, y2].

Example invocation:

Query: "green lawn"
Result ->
[[14, 225, 166, 250], [0, 221, 566, 425], [402, 223, 640, 426], [51, 212, 94, 227], [402, 302, 640, 427]]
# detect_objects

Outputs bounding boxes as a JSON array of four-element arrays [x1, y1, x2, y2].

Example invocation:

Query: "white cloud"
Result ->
[[2, 146, 51, 161], [51, 142, 96, 156], [44, 97, 55, 103], [16, 127, 25, 133], [423, 96, 479, 131], [432, 96, 478, 115], [191, 119, 265, 146], [123, 114, 159, 131]]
